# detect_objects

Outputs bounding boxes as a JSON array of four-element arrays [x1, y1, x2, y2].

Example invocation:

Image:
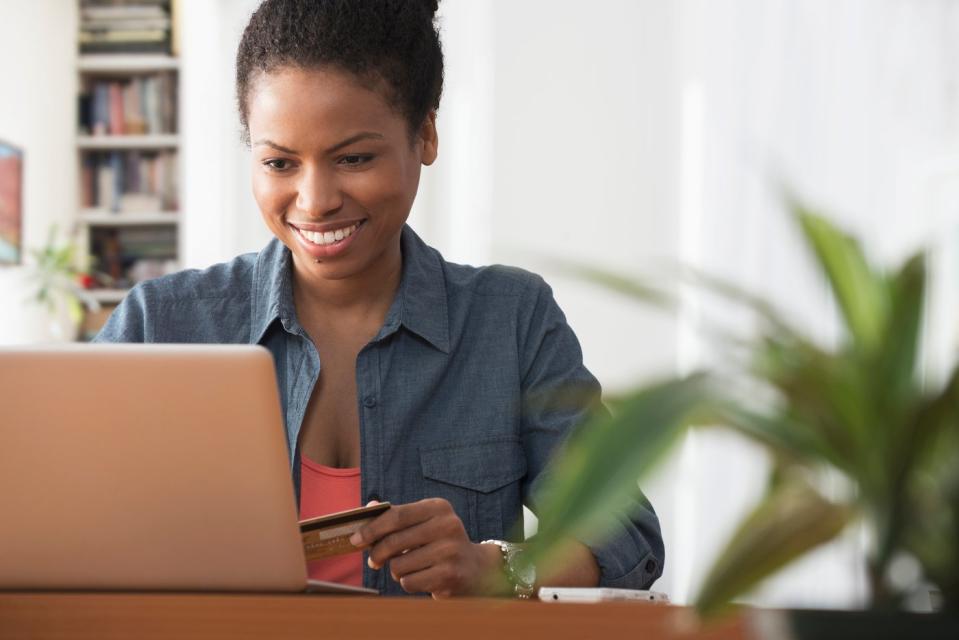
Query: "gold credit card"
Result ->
[[299, 502, 391, 561]]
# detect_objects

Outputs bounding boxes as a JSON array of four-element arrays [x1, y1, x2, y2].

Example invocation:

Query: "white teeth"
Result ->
[[297, 223, 360, 246]]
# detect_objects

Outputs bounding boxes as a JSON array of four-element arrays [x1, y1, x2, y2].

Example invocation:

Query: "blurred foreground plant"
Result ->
[[527, 202, 958, 616]]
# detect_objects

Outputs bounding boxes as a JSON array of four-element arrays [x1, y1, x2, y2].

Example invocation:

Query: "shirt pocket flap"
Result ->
[[420, 439, 527, 494]]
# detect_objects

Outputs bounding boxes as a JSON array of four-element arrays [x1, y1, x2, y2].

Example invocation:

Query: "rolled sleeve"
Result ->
[[518, 276, 665, 589]]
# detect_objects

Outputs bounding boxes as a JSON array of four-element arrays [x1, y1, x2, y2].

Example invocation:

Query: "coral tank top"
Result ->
[[298, 454, 363, 587]]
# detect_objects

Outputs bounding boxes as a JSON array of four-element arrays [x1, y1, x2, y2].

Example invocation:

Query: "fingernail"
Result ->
[[350, 532, 363, 546], [367, 557, 379, 570]]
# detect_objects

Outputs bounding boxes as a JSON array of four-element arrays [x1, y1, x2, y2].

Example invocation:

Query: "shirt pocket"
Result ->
[[419, 437, 528, 541]]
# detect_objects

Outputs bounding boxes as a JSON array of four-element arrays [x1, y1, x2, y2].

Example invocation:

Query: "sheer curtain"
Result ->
[[666, 0, 959, 607]]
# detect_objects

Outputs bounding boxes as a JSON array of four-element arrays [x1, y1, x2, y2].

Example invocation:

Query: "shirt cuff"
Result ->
[[584, 517, 664, 589]]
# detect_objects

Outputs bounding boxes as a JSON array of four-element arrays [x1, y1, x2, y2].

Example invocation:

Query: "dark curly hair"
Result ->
[[236, 0, 444, 143]]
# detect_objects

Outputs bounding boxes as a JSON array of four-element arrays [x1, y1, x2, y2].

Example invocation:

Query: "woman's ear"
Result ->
[[419, 110, 439, 166]]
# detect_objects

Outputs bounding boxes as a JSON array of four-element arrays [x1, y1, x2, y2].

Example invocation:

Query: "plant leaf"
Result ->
[[794, 205, 888, 354], [552, 261, 678, 311], [677, 264, 809, 341], [527, 373, 714, 566], [750, 332, 874, 475], [715, 402, 847, 470], [877, 254, 927, 487], [695, 476, 854, 616]]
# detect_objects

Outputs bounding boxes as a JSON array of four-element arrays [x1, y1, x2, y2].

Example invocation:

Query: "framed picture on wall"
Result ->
[[0, 140, 23, 265]]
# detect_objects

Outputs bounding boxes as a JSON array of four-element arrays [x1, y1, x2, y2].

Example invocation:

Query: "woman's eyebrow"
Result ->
[[254, 139, 299, 154], [253, 132, 385, 156], [325, 131, 385, 153]]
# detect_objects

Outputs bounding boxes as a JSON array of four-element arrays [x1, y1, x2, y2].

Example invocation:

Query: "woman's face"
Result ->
[[246, 66, 437, 281]]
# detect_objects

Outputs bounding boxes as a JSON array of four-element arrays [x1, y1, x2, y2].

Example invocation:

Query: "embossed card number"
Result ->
[[299, 502, 391, 561]]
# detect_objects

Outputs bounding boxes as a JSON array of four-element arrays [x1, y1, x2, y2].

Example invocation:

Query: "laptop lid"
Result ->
[[0, 344, 309, 592]]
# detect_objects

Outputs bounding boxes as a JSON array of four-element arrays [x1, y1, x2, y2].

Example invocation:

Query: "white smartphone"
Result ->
[[537, 587, 670, 604]]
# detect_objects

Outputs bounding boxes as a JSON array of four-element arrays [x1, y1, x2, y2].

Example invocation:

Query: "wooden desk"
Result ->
[[0, 593, 748, 640]]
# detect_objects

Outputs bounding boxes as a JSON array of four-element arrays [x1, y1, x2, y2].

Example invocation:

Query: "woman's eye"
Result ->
[[264, 159, 291, 171], [339, 154, 372, 166]]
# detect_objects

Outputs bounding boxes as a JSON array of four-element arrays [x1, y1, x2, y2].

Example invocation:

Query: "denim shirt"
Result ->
[[94, 225, 664, 594]]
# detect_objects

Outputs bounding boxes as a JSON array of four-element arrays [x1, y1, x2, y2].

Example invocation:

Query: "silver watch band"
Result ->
[[481, 539, 536, 599]]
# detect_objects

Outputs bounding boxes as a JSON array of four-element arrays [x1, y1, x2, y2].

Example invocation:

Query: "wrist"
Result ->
[[474, 542, 513, 596], [480, 539, 537, 599]]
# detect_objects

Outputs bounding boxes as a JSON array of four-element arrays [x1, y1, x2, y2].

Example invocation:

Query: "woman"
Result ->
[[96, 0, 663, 598]]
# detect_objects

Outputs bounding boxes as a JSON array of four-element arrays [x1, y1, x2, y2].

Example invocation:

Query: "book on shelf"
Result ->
[[81, 150, 178, 213], [79, 1, 172, 54], [79, 73, 176, 136], [81, 3, 169, 18], [89, 225, 178, 289], [82, 19, 171, 31]]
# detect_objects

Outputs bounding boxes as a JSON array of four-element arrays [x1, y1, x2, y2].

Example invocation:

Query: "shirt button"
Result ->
[[362, 395, 377, 408], [645, 559, 657, 574]]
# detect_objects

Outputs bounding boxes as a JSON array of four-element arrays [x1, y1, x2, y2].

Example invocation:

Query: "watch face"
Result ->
[[509, 549, 536, 587], [515, 561, 536, 587]]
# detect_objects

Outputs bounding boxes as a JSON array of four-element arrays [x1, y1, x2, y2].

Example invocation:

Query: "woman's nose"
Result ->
[[295, 165, 343, 217]]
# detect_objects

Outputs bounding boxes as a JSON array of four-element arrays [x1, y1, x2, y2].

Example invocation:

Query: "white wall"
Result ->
[[179, 0, 267, 270], [0, 2, 77, 344], [487, 0, 683, 390]]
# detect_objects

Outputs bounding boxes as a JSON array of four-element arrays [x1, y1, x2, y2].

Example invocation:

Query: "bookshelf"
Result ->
[[77, 53, 179, 73], [77, 134, 179, 150], [75, 0, 180, 340]]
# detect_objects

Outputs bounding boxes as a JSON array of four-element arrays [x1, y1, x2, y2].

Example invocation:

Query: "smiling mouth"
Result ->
[[291, 221, 364, 246]]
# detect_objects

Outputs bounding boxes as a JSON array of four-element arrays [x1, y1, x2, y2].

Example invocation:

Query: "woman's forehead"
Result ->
[[247, 66, 405, 144]]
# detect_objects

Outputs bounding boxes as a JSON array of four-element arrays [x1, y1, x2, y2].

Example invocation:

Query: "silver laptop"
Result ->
[[0, 344, 373, 594]]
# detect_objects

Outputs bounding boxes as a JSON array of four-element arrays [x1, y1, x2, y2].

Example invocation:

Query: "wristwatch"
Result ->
[[481, 539, 536, 599]]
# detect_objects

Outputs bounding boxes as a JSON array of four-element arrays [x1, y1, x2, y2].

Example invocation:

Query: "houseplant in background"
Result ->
[[27, 224, 99, 342], [526, 201, 958, 631]]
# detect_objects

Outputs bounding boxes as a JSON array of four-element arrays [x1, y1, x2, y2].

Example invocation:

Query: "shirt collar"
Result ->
[[249, 224, 450, 354], [249, 237, 296, 344], [393, 225, 450, 353]]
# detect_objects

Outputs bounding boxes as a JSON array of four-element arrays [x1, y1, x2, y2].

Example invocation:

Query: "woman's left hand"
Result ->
[[348, 498, 504, 598]]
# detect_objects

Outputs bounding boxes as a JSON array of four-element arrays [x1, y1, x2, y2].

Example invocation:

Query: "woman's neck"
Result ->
[[290, 241, 403, 332]]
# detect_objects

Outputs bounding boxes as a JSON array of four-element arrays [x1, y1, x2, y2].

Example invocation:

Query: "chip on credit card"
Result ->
[[299, 502, 391, 561]]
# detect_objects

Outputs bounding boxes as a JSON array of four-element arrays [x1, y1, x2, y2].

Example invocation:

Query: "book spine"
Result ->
[[97, 156, 113, 211], [80, 153, 96, 208], [78, 92, 92, 135], [147, 76, 161, 134], [111, 151, 123, 213], [108, 82, 124, 135], [93, 83, 109, 136]]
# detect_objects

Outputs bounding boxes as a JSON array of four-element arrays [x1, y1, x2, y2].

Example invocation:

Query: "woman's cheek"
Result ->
[[252, 177, 288, 223], [351, 170, 413, 219]]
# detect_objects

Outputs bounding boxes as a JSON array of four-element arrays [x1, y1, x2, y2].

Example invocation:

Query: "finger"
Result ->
[[368, 517, 453, 570], [397, 563, 461, 597], [350, 498, 449, 549], [387, 540, 450, 581]]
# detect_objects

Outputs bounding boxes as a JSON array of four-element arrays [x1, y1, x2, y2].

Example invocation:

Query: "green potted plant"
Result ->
[[27, 224, 99, 341], [527, 201, 958, 632]]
